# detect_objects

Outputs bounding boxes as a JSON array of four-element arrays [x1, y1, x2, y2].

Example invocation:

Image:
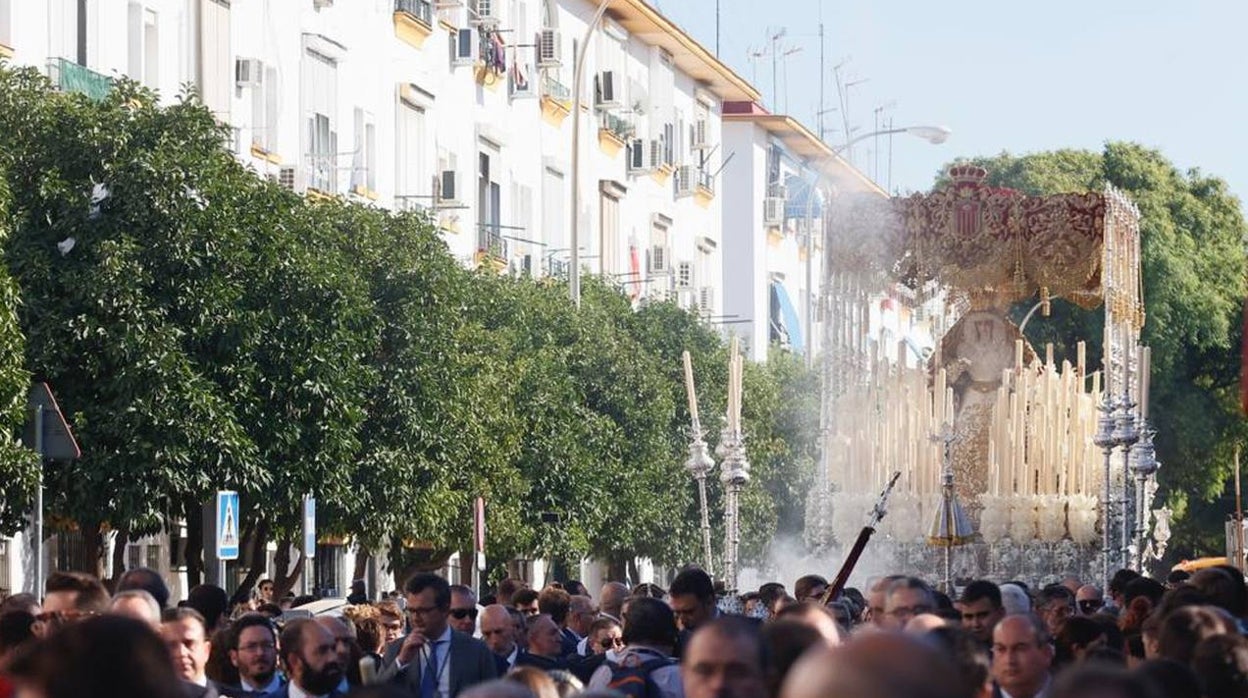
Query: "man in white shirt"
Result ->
[[276, 618, 345, 698]]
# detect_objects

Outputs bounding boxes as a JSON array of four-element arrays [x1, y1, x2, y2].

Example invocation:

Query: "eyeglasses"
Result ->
[[1078, 600, 1103, 613], [450, 608, 479, 620], [408, 606, 442, 617], [599, 637, 625, 650], [238, 642, 277, 654]]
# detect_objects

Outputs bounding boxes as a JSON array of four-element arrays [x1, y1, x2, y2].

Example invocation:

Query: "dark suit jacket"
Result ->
[[559, 628, 580, 658], [268, 686, 344, 698], [568, 652, 608, 685], [382, 628, 499, 697], [181, 682, 220, 698], [514, 653, 567, 673]]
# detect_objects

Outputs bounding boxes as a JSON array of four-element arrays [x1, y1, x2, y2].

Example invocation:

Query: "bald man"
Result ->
[[599, 582, 629, 623], [781, 632, 963, 698], [479, 605, 523, 673], [992, 615, 1053, 698]]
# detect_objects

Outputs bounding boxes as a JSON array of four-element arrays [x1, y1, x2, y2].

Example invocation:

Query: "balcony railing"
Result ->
[[697, 168, 715, 194], [542, 74, 570, 103], [600, 112, 634, 141], [477, 225, 507, 260], [46, 58, 112, 101], [395, 0, 433, 25]]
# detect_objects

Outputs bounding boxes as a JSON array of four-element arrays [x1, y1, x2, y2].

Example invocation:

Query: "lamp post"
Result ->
[[568, 0, 614, 309]]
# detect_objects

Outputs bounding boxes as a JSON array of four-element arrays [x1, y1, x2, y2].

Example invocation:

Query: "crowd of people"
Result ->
[[0, 563, 1247, 698]]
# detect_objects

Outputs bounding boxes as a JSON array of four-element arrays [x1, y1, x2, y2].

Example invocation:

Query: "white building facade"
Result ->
[[0, 0, 883, 597]]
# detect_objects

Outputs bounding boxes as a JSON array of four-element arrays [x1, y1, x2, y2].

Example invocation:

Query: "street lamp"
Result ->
[[569, 0, 614, 309], [833, 125, 951, 155]]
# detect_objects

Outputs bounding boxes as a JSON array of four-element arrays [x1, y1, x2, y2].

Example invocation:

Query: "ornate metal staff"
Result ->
[[821, 471, 901, 603]]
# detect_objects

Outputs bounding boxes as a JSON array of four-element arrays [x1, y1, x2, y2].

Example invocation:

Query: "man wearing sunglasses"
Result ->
[[1075, 585, 1104, 616], [449, 585, 480, 636]]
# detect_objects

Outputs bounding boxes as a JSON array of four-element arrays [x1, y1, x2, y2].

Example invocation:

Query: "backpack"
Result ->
[[605, 655, 673, 698]]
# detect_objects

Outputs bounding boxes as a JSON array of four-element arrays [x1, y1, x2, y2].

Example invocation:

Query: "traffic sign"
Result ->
[[302, 494, 316, 559], [216, 491, 240, 560], [23, 383, 80, 460]]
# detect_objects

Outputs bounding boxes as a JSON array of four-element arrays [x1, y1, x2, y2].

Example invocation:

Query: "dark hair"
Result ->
[[538, 587, 571, 624], [621, 596, 677, 649], [206, 625, 239, 686], [1122, 577, 1166, 607], [258, 602, 284, 618], [44, 571, 109, 613], [279, 617, 315, 669], [1083, 646, 1127, 667], [0, 593, 39, 616], [1153, 584, 1211, 620], [1157, 605, 1232, 664], [404, 573, 451, 610], [497, 578, 522, 599], [185, 584, 229, 630], [0, 610, 36, 654], [162, 606, 209, 636], [1037, 584, 1074, 610], [757, 582, 787, 607], [229, 613, 277, 651], [512, 588, 540, 608], [1051, 663, 1159, 698], [670, 568, 716, 603], [927, 626, 990, 698], [7, 615, 184, 698], [794, 575, 828, 602], [696, 617, 766, 668], [117, 567, 170, 609], [1192, 633, 1248, 698], [588, 617, 620, 636], [960, 580, 1002, 609], [632, 583, 666, 599], [1088, 614, 1125, 654], [761, 618, 814, 696], [1191, 567, 1248, 617], [1166, 570, 1191, 586], [449, 584, 476, 602], [1135, 659, 1200, 698], [1055, 616, 1106, 667], [565, 580, 589, 597], [1108, 569, 1141, 597], [887, 577, 936, 609]]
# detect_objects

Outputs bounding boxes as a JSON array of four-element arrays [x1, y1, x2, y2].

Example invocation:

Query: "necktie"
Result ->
[[420, 640, 444, 698]]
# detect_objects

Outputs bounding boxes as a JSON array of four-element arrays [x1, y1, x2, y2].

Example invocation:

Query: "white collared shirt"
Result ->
[[506, 645, 519, 669], [421, 626, 454, 698], [240, 674, 283, 694]]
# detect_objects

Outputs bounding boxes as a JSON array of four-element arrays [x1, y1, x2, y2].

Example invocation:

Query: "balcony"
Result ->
[[694, 168, 715, 208], [46, 58, 112, 101], [540, 75, 572, 127], [394, 0, 434, 49], [598, 112, 633, 157], [475, 225, 508, 272]]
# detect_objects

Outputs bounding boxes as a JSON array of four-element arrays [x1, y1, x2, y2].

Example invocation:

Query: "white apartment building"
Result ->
[[721, 101, 887, 362], [0, 0, 882, 595]]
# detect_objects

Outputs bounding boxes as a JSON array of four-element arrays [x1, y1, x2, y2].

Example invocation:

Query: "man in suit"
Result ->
[[536, 587, 578, 658], [382, 573, 498, 697], [480, 605, 525, 674], [274, 618, 345, 698], [991, 615, 1053, 698], [160, 607, 222, 698], [224, 614, 285, 696], [565, 596, 595, 657], [513, 614, 565, 672]]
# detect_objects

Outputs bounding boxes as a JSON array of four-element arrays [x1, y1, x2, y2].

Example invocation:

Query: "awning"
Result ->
[[784, 174, 824, 219], [769, 281, 805, 353]]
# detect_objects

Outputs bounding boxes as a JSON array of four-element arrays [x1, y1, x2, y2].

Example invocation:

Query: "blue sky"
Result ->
[[656, 0, 1248, 207]]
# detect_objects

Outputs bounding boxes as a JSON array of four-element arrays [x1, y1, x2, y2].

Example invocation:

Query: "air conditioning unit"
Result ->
[[235, 58, 263, 88], [278, 166, 297, 191], [674, 165, 696, 197], [537, 29, 561, 68], [627, 138, 649, 173], [595, 71, 621, 109], [438, 170, 460, 203], [692, 119, 710, 150], [763, 196, 785, 226], [649, 245, 670, 275], [699, 286, 715, 313], [451, 28, 476, 66], [648, 139, 664, 169], [469, 0, 498, 26], [676, 261, 694, 289]]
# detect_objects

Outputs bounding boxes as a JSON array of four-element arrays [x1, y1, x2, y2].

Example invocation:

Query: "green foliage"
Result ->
[[0, 63, 818, 576], [944, 144, 1248, 561]]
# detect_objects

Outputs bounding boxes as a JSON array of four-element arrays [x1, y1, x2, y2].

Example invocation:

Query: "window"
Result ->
[[599, 190, 620, 276], [128, 4, 159, 89], [478, 153, 502, 256], [251, 64, 279, 153], [542, 167, 566, 274], [395, 99, 428, 210], [352, 108, 377, 194], [198, 0, 231, 116], [303, 49, 338, 192]]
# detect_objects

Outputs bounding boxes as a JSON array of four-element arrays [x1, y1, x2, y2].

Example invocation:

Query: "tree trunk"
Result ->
[[352, 548, 370, 583], [272, 536, 306, 600], [107, 528, 130, 591], [229, 520, 270, 607], [185, 498, 204, 588], [82, 523, 106, 579]]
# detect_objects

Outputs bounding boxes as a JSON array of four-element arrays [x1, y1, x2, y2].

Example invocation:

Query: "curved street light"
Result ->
[[833, 124, 951, 155], [569, 0, 614, 309]]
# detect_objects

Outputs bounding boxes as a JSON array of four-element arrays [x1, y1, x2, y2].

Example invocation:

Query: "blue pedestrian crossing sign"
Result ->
[[302, 494, 316, 560], [216, 491, 240, 560]]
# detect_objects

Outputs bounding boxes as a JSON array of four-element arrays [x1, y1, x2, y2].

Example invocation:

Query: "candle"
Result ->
[[1015, 339, 1024, 371], [1077, 341, 1086, 379], [682, 350, 699, 427], [1140, 347, 1152, 419]]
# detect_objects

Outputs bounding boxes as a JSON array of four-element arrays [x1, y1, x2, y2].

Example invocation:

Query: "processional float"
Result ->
[[806, 166, 1170, 589]]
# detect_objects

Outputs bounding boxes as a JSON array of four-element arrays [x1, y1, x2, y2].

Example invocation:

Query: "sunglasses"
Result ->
[[599, 637, 625, 650], [450, 608, 479, 620], [1078, 600, 1103, 613]]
